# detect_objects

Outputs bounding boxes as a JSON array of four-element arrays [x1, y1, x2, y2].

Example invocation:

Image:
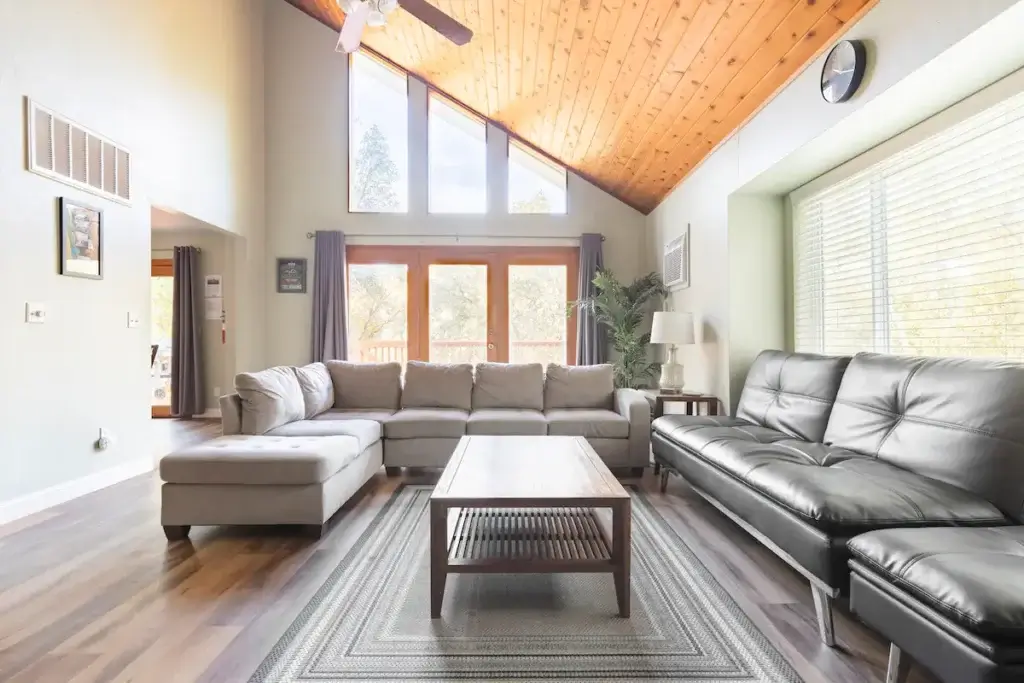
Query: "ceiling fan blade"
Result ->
[[398, 0, 473, 45], [336, 2, 370, 53]]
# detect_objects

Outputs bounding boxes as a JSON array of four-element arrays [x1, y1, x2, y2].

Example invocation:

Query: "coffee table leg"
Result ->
[[430, 501, 448, 619], [612, 501, 631, 618]]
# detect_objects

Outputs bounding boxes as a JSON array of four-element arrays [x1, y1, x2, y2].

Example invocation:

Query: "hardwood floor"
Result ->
[[0, 421, 937, 683]]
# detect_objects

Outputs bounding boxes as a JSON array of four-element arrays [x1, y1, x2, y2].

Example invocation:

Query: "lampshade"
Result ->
[[650, 312, 695, 345]]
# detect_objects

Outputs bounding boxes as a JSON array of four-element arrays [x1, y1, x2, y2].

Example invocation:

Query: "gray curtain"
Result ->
[[311, 230, 349, 362], [576, 233, 607, 365], [171, 246, 205, 418]]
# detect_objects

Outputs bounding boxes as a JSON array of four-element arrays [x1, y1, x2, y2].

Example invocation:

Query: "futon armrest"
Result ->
[[615, 388, 652, 467]]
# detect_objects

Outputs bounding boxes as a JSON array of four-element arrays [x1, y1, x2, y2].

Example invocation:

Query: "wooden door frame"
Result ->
[[346, 245, 579, 364], [151, 259, 173, 417]]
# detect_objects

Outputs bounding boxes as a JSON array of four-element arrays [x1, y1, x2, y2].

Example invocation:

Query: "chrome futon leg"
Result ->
[[811, 586, 835, 647], [886, 643, 911, 683]]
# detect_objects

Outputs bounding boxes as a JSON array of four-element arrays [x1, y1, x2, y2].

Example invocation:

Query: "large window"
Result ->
[[509, 140, 567, 214], [349, 52, 408, 213], [429, 94, 487, 213], [793, 91, 1024, 359]]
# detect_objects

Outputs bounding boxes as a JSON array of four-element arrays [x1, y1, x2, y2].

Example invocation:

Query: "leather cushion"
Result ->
[[825, 353, 1024, 522], [385, 408, 469, 439], [849, 527, 1024, 639], [467, 409, 547, 435], [159, 435, 360, 485], [402, 361, 474, 411], [735, 350, 850, 443], [472, 363, 544, 410], [652, 414, 791, 451], [546, 408, 629, 438]]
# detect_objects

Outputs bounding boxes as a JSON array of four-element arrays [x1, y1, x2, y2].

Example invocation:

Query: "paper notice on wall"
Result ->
[[205, 297, 223, 320], [205, 274, 223, 298]]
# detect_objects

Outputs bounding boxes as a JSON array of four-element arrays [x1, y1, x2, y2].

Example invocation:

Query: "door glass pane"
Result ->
[[429, 264, 488, 363], [509, 265, 567, 364], [151, 276, 174, 408], [348, 264, 409, 363]]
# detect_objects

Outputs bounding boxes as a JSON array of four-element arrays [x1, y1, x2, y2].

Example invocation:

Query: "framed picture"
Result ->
[[277, 257, 307, 293], [59, 197, 103, 279]]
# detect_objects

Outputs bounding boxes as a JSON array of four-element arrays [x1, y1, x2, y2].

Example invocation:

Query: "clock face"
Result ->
[[821, 40, 865, 104]]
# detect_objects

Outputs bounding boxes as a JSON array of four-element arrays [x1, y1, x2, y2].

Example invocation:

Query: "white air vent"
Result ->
[[663, 225, 690, 289], [26, 98, 131, 205]]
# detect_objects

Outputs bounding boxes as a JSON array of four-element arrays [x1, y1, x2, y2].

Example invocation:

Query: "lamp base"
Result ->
[[658, 361, 684, 393]]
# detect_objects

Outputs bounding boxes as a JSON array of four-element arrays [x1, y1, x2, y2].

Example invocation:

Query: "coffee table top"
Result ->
[[431, 435, 629, 506]]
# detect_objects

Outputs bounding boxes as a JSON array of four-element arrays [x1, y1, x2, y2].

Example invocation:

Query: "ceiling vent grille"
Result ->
[[26, 98, 131, 204]]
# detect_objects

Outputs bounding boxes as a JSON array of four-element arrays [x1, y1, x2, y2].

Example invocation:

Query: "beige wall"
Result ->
[[0, 0, 264, 509], [262, 0, 649, 367], [647, 0, 1023, 410], [151, 226, 236, 414]]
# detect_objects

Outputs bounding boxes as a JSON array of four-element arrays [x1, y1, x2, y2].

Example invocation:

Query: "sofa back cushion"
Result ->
[[294, 362, 334, 418], [326, 361, 402, 410], [735, 350, 851, 443], [824, 353, 1024, 522], [544, 364, 614, 410], [402, 361, 473, 411], [234, 366, 305, 435], [472, 362, 544, 410]]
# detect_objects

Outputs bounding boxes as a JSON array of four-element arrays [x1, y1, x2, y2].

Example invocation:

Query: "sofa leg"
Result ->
[[886, 644, 911, 683], [653, 462, 661, 475], [385, 466, 401, 477], [630, 467, 644, 478], [163, 525, 190, 542], [303, 523, 328, 539], [811, 586, 835, 647], [659, 469, 670, 493]]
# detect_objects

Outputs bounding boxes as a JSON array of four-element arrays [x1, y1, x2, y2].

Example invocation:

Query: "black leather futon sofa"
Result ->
[[652, 350, 1024, 683]]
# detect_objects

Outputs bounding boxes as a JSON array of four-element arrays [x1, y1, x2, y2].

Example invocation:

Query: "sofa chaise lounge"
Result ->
[[651, 350, 1024, 681], [160, 360, 650, 539]]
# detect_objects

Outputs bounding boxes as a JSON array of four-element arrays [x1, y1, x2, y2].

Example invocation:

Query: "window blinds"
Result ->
[[792, 91, 1024, 360]]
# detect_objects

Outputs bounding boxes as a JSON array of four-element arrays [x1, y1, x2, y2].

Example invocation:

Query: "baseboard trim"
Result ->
[[0, 457, 153, 526], [196, 409, 221, 420]]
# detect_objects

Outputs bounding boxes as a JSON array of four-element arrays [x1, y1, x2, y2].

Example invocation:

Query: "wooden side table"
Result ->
[[641, 390, 721, 477]]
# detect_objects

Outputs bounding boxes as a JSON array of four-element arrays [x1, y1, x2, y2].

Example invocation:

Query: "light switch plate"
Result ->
[[127, 312, 141, 328], [25, 302, 46, 324]]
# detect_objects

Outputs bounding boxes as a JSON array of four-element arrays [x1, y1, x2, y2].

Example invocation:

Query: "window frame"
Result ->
[[347, 51, 411, 215], [426, 89, 489, 215], [507, 137, 569, 215]]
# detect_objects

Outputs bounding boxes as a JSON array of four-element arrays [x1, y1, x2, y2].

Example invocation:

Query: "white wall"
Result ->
[[263, 0, 649, 367], [647, 0, 1024, 410], [0, 0, 264, 512]]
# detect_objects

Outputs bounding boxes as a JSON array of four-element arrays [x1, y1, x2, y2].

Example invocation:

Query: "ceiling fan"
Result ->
[[336, 0, 473, 53]]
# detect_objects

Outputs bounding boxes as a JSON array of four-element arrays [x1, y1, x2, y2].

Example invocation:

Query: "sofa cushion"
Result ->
[[326, 361, 402, 410], [472, 362, 544, 410], [544, 364, 614, 410], [824, 353, 1024, 522], [313, 409, 395, 424], [687, 437, 1008, 533], [234, 366, 305, 435], [385, 408, 469, 439], [849, 527, 1024, 639], [159, 435, 360, 485], [467, 409, 547, 435], [653, 414, 791, 452], [545, 409, 629, 439], [402, 361, 474, 411], [735, 350, 850, 443], [266, 418, 381, 451], [293, 362, 334, 418]]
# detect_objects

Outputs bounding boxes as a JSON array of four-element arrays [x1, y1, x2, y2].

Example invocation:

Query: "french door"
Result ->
[[346, 246, 579, 365]]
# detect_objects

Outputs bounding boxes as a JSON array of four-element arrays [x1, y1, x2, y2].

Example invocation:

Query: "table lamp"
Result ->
[[650, 311, 694, 393]]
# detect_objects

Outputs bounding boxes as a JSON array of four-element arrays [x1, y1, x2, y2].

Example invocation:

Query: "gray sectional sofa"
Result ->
[[652, 350, 1024, 683], [160, 360, 650, 539]]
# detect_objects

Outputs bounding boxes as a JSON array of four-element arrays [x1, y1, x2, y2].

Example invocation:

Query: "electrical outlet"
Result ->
[[214, 386, 221, 398], [25, 302, 46, 324], [126, 312, 141, 328]]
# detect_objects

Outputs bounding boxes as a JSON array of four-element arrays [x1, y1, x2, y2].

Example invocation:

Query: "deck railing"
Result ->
[[352, 339, 565, 364]]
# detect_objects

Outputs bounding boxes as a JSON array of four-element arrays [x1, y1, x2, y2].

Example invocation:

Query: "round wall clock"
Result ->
[[820, 40, 866, 104]]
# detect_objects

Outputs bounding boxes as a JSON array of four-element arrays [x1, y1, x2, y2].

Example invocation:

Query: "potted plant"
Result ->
[[570, 270, 668, 388]]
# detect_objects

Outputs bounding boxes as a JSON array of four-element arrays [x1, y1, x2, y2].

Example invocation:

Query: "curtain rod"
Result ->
[[305, 232, 603, 241]]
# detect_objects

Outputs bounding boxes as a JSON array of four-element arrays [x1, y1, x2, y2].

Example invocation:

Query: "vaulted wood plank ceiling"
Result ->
[[285, 0, 877, 213]]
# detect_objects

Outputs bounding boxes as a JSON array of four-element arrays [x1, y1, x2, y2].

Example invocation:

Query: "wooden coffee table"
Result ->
[[429, 435, 631, 619]]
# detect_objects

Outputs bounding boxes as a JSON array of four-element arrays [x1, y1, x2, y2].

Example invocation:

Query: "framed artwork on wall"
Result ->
[[58, 197, 103, 279], [277, 257, 307, 293]]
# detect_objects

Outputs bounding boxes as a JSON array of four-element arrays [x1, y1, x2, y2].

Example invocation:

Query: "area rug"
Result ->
[[251, 485, 802, 682]]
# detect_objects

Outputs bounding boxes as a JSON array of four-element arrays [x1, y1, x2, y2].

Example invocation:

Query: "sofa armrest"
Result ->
[[615, 388, 651, 467], [220, 394, 243, 435]]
